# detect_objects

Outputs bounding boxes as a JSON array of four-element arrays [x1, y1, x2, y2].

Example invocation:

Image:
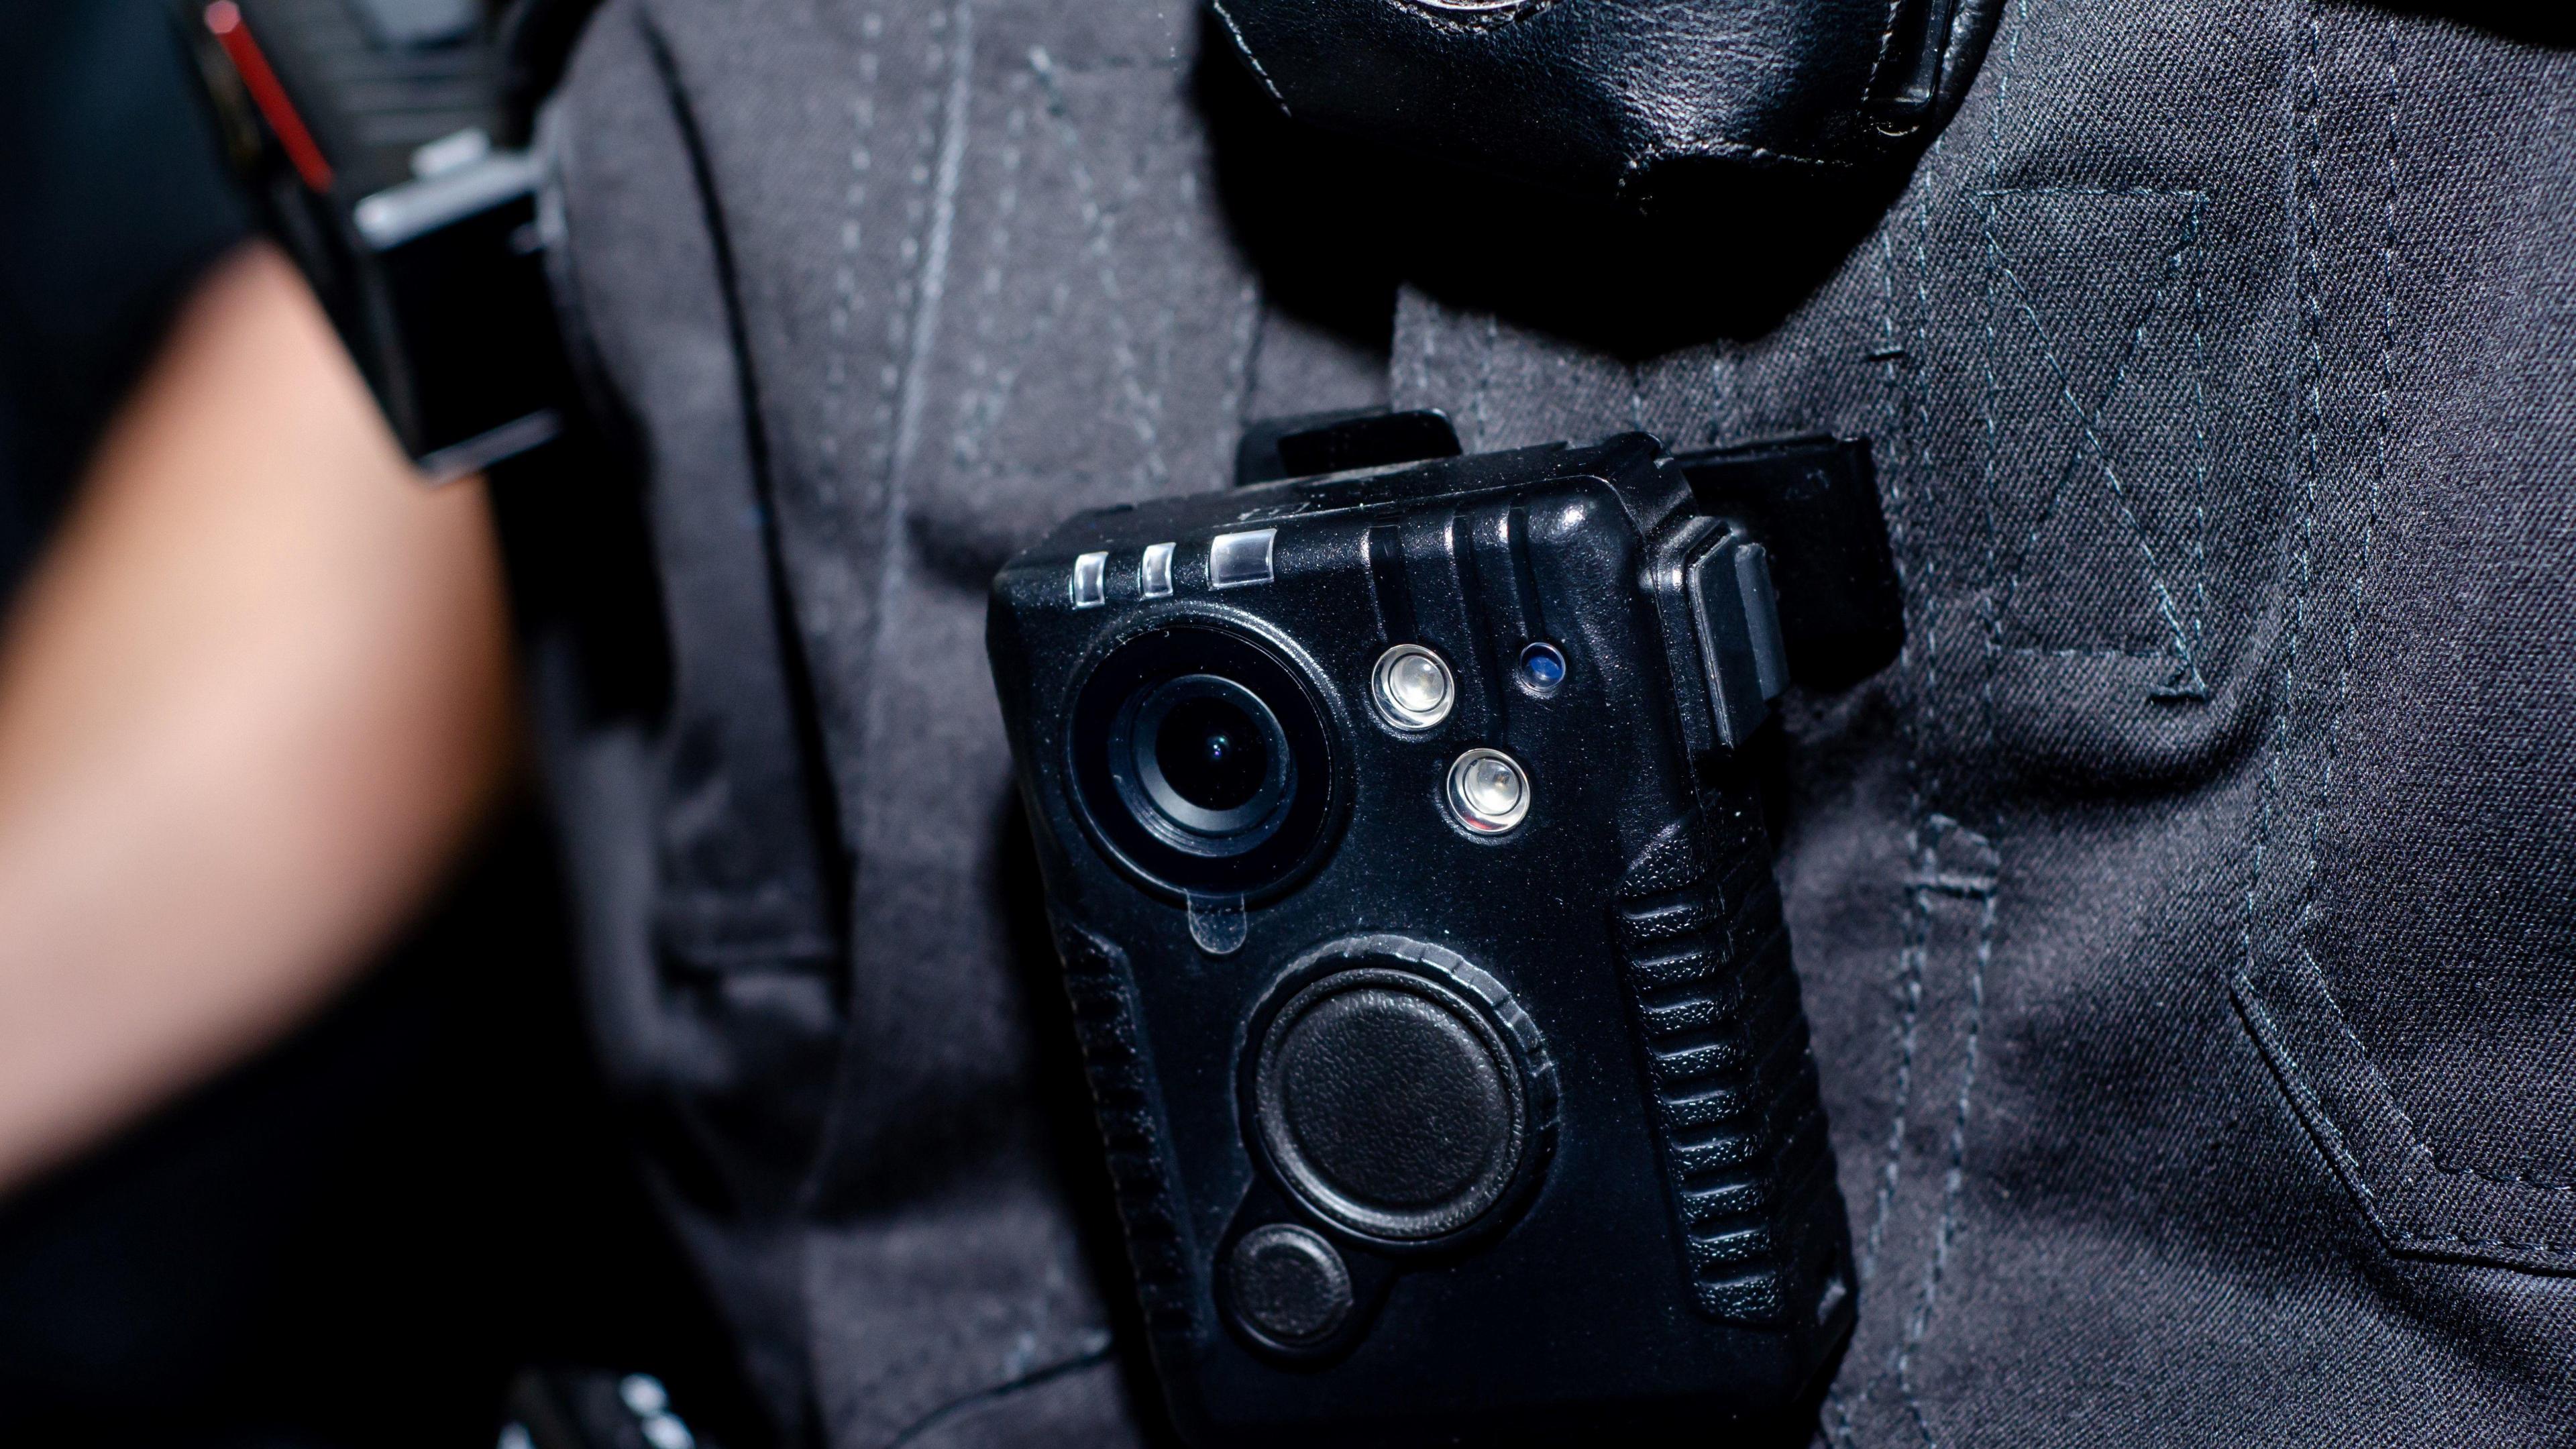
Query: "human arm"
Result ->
[[0, 241, 517, 1196]]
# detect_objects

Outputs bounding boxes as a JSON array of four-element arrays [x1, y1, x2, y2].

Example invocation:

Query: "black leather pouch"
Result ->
[[1210, 0, 1996, 212]]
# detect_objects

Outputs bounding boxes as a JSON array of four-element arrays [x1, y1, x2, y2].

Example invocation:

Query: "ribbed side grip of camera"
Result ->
[[1613, 822, 1836, 1326], [1053, 920, 1199, 1336]]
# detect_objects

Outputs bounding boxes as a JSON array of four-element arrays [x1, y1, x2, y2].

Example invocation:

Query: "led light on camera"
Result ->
[[1519, 641, 1566, 691], [1448, 748, 1530, 834], [1372, 644, 1456, 730]]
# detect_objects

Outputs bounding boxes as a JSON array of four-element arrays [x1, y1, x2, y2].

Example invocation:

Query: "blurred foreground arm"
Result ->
[[0, 243, 516, 1197]]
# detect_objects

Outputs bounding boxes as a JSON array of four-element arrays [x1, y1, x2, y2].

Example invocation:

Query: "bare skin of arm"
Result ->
[[0, 242, 517, 1197]]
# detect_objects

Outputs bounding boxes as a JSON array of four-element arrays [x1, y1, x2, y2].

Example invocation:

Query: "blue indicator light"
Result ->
[[1519, 642, 1566, 690]]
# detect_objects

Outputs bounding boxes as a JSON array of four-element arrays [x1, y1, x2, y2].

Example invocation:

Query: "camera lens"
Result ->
[[1128, 674, 1292, 837], [1070, 626, 1344, 898], [1155, 696, 1269, 812]]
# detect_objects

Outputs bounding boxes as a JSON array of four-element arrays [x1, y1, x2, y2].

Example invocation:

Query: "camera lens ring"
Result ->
[[1115, 674, 1295, 843], [1067, 621, 1344, 900]]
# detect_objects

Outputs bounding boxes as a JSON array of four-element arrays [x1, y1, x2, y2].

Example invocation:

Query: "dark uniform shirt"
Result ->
[[531, 1, 2576, 1445]]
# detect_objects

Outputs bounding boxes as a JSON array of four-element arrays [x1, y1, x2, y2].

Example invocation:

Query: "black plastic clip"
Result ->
[[1234, 408, 1462, 488], [1677, 435, 1904, 692]]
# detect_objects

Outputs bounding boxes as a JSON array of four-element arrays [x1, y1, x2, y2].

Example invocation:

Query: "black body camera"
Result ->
[[175, 0, 576, 480], [987, 423, 1865, 1444]]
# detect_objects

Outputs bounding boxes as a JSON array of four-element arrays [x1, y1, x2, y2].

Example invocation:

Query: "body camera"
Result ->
[[987, 432, 1854, 1444]]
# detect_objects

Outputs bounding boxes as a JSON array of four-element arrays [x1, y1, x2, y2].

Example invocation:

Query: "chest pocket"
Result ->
[[2229, 13, 2576, 1275]]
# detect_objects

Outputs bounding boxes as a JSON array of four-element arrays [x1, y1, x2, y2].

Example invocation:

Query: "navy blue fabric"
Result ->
[[0, 0, 248, 600]]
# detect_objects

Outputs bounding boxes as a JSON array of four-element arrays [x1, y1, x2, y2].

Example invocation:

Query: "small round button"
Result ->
[[1226, 1224, 1353, 1348], [1446, 748, 1530, 834], [1371, 644, 1455, 731]]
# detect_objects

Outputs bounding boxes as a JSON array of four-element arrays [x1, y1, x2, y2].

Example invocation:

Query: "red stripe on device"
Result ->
[[204, 1, 335, 193]]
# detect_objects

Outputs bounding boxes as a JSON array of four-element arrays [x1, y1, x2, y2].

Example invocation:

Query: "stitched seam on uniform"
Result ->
[[1866, 900, 1929, 1286], [796, 1, 959, 1235], [2236, 0, 2327, 1181], [952, 91, 1032, 472], [2302, 13, 2422, 1173], [2206, 0, 2576, 1261], [1826, 204, 1935, 1449], [1978, 189, 2211, 691], [888, 1, 974, 490], [2182, 201, 2214, 663], [2241, 0, 2314, 1049], [1974, 189, 2006, 729], [1823, 38, 1976, 1432], [1833, 93, 1968, 1442], [1984, 197, 2205, 674], [2226, 0, 2489, 1252], [949, 74, 1100, 476], [826, 0, 943, 868], [2251, 13, 2576, 1215], [1825, 158, 1951, 1449], [1909, 152, 1951, 818], [2399, 1233, 2576, 1252], [2001, 647, 2185, 659], [1856, 205, 1931, 1294], [1890, 13, 2019, 1432], [1900, 885, 1995, 1445], [2285, 1, 2414, 1197], [2242, 0, 2373, 1238], [845, 0, 969, 862], [818, 7, 884, 500], [2240, 982, 2576, 1251], [1139, 115, 1187, 485], [1968, 180, 2214, 676], [2238, 980, 2376, 1189], [1031, 46, 1170, 490], [2431, 1159, 2576, 1193], [1886, 207, 1931, 1254]]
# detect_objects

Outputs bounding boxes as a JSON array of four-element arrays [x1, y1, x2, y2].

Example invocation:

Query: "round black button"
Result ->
[[1252, 965, 1530, 1242], [1226, 1224, 1353, 1348]]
